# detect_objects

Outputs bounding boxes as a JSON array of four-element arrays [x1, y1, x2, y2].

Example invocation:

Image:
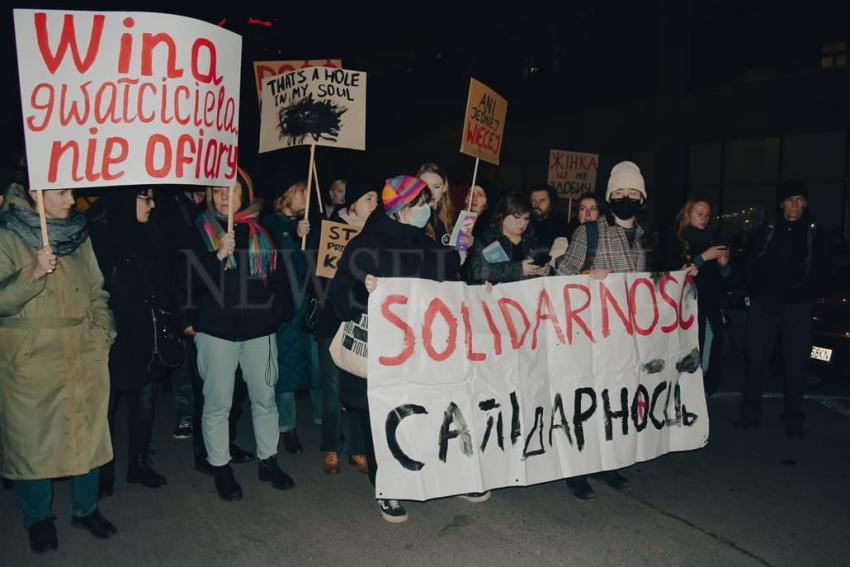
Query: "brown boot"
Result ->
[[323, 451, 341, 474], [349, 454, 368, 474]]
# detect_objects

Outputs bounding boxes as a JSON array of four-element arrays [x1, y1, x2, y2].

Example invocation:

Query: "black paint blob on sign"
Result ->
[[278, 93, 347, 145]]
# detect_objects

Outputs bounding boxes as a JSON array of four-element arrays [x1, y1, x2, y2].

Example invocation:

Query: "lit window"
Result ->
[[821, 41, 847, 69]]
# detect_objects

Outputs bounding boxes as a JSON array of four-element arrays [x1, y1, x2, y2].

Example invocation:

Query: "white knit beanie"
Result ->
[[605, 161, 646, 201]]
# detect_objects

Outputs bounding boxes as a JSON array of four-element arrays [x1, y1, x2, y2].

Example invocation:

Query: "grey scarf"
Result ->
[[0, 204, 88, 256]]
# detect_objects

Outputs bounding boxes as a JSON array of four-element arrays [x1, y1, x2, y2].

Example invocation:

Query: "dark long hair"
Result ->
[[490, 192, 533, 236]]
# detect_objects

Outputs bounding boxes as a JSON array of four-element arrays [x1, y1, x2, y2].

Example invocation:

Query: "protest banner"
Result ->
[[253, 59, 342, 103], [548, 149, 599, 201], [13, 10, 242, 192], [460, 78, 507, 166], [316, 220, 362, 278], [367, 272, 709, 500], [258, 66, 366, 153]]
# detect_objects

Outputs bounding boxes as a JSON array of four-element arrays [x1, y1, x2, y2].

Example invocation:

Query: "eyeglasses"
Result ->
[[137, 195, 154, 204]]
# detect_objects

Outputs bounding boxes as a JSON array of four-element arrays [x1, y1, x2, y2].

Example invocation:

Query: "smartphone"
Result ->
[[531, 252, 552, 267]]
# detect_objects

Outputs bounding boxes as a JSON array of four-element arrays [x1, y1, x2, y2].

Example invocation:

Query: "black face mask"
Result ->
[[609, 197, 642, 220]]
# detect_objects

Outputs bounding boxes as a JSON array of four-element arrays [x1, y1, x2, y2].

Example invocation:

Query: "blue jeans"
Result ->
[[275, 336, 321, 432], [14, 468, 99, 527], [318, 336, 365, 453], [195, 333, 280, 466]]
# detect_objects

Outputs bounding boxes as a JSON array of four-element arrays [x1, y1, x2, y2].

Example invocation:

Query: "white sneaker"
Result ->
[[378, 499, 408, 523], [458, 491, 491, 503]]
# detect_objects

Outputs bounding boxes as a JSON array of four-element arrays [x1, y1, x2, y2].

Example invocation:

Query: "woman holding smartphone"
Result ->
[[663, 197, 731, 396]]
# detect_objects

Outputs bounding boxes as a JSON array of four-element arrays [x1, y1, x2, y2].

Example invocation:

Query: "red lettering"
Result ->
[[562, 283, 595, 344], [481, 301, 502, 355], [138, 82, 156, 123], [93, 81, 118, 124], [145, 134, 172, 178], [27, 83, 54, 132], [175, 134, 195, 177], [378, 295, 415, 366], [628, 277, 659, 336], [84, 128, 100, 182], [678, 274, 696, 331], [422, 298, 457, 362], [47, 140, 82, 183], [497, 298, 530, 350], [174, 85, 191, 125], [461, 303, 485, 362], [659, 274, 679, 333], [531, 289, 566, 349], [59, 82, 91, 126], [35, 12, 104, 74], [191, 38, 223, 85], [117, 18, 134, 74], [101, 137, 128, 181], [141, 33, 184, 78], [600, 281, 633, 338]]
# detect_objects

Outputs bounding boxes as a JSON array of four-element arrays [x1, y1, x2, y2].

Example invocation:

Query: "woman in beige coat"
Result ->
[[0, 188, 117, 553]]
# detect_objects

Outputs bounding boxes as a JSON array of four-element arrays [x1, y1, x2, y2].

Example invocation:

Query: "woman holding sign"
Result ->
[[0, 187, 117, 552], [187, 168, 296, 502], [263, 178, 320, 455], [555, 161, 650, 501], [330, 175, 467, 523]]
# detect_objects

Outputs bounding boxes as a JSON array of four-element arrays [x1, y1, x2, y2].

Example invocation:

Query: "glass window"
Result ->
[[724, 137, 780, 184]]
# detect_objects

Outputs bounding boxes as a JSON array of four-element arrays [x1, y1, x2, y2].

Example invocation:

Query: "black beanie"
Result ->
[[343, 178, 381, 209], [777, 180, 808, 204]]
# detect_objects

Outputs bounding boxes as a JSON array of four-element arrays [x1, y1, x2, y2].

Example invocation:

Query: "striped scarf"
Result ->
[[195, 200, 277, 279]]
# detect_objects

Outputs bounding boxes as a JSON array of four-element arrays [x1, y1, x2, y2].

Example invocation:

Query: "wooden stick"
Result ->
[[301, 144, 316, 250], [468, 158, 480, 212], [312, 159, 324, 215], [227, 185, 235, 234], [36, 190, 49, 248], [567, 198, 573, 220]]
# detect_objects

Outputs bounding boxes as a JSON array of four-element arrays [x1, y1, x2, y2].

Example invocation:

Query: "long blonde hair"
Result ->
[[274, 181, 308, 215], [674, 196, 711, 256], [416, 163, 456, 238]]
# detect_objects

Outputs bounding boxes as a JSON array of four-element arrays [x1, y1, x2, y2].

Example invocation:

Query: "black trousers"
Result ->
[[742, 301, 812, 425], [108, 382, 158, 464], [187, 336, 247, 461], [700, 312, 725, 396], [339, 370, 377, 487]]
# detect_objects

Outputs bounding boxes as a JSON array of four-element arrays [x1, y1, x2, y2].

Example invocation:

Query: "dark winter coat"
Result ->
[[467, 230, 545, 284]]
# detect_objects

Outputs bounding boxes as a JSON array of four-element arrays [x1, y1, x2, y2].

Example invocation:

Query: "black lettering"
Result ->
[[548, 393, 573, 446], [438, 402, 473, 463], [510, 391, 521, 446], [649, 381, 668, 430], [522, 407, 546, 459], [572, 388, 597, 452], [630, 384, 650, 432], [385, 404, 428, 471], [478, 399, 503, 452], [603, 387, 629, 441]]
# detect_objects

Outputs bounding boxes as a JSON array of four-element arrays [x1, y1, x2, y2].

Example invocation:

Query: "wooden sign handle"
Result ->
[[301, 144, 316, 250], [467, 158, 480, 212], [36, 190, 49, 248], [227, 185, 235, 234], [312, 159, 324, 215]]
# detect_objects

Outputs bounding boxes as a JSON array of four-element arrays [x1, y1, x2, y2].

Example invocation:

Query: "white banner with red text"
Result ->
[[367, 272, 709, 500]]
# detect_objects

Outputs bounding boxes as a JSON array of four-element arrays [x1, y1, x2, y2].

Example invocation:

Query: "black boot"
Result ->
[[127, 455, 167, 488], [229, 443, 255, 464], [258, 456, 294, 490], [566, 476, 595, 500], [28, 517, 57, 553], [212, 464, 243, 501], [600, 470, 630, 490], [71, 510, 117, 539], [99, 461, 114, 498]]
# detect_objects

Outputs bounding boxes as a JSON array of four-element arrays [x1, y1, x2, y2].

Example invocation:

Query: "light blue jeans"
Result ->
[[195, 333, 280, 466]]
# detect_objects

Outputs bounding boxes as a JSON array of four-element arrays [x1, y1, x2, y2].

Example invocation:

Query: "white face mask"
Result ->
[[408, 205, 432, 228]]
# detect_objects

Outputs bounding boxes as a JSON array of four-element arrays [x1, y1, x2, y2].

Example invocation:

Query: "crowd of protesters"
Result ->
[[0, 153, 831, 549]]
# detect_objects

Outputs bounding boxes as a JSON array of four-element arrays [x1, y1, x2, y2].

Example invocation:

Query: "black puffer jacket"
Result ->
[[180, 218, 294, 342], [331, 212, 462, 322]]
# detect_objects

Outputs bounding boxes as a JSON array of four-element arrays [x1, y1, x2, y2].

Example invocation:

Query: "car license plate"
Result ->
[[811, 346, 833, 362]]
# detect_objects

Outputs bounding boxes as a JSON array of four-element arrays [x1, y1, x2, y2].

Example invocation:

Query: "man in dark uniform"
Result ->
[[738, 180, 831, 437]]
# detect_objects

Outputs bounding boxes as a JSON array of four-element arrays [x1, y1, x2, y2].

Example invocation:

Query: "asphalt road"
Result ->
[[2, 382, 848, 567]]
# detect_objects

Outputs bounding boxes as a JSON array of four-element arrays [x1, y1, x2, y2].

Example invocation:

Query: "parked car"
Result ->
[[810, 264, 850, 382]]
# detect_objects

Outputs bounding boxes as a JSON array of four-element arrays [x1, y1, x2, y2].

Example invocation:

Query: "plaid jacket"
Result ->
[[556, 218, 648, 275]]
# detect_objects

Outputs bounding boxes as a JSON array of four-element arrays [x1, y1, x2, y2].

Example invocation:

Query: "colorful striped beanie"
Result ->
[[382, 175, 428, 215]]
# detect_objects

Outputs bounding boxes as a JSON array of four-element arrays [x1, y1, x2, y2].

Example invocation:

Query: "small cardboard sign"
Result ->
[[253, 59, 342, 103], [547, 149, 599, 200], [259, 67, 366, 153], [316, 220, 362, 278], [460, 78, 508, 165]]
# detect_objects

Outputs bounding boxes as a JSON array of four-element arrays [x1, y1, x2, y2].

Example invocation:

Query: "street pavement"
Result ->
[[1, 365, 849, 567]]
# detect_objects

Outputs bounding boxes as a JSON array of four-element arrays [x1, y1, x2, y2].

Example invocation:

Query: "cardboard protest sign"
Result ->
[[259, 67, 366, 153], [548, 150, 599, 200], [316, 220, 362, 278], [13, 10, 242, 190], [459, 78, 508, 165], [253, 59, 342, 103], [367, 272, 709, 500]]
